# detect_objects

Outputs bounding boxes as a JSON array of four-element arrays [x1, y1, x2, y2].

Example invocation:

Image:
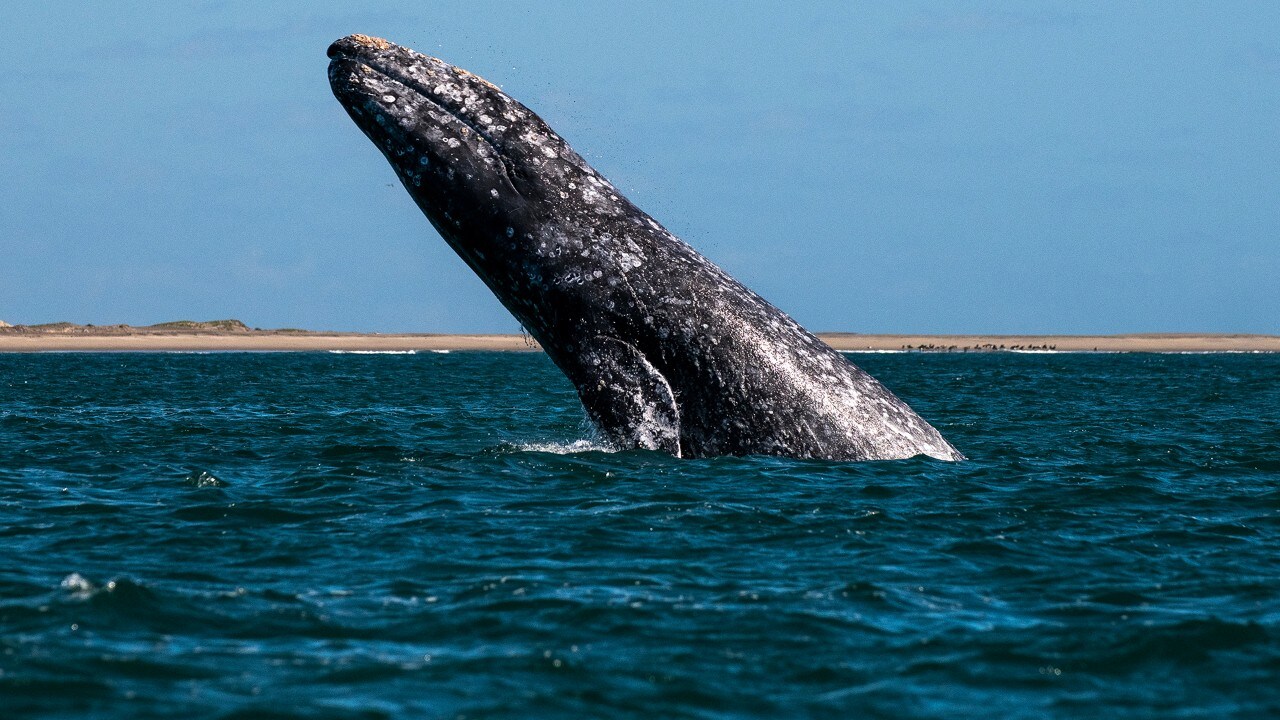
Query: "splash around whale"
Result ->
[[327, 35, 963, 461]]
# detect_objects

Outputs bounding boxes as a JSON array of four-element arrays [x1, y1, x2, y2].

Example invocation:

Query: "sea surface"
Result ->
[[2, 352, 1278, 719]]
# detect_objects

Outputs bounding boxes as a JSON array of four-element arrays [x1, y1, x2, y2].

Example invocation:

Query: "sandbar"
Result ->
[[0, 322, 1276, 353]]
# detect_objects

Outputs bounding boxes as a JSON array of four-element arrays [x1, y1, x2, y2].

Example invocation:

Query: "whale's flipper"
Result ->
[[572, 336, 681, 456]]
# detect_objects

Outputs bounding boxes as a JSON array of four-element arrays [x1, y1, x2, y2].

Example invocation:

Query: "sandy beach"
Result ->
[[0, 322, 1276, 353], [817, 333, 1280, 353]]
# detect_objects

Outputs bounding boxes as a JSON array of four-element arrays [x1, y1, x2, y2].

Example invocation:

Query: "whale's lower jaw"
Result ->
[[328, 35, 963, 462]]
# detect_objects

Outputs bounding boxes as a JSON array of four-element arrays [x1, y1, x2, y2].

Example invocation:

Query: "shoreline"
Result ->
[[1, 331, 1277, 353]]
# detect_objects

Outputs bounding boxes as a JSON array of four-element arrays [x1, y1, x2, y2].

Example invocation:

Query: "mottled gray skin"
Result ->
[[328, 35, 963, 461]]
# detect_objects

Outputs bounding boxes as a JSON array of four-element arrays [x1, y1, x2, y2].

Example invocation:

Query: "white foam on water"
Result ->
[[844, 349, 1277, 355], [517, 439, 616, 454], [60, 572, 95, 594], [431, 349, 452, 354], [1168, 350, 1276, 355]]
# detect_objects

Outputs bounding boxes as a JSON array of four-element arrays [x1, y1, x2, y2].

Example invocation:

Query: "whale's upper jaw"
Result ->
[[326, 35, 588, 206], [327, 35, 502, 151], [326, 35, 614, 335]]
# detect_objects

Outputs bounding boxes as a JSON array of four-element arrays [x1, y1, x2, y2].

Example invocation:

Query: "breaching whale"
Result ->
[[327, 35, 963, 461]]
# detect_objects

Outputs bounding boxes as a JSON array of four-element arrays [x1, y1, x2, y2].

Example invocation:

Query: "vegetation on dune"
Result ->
[[27, 322, 79, 331], [0, 319, 258, 334], [146, 319, 250, 332]]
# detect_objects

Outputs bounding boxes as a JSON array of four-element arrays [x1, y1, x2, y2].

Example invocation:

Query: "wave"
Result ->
[[327, 350, 417, 355]]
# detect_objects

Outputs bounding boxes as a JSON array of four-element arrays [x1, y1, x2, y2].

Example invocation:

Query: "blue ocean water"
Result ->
[[1, 351, 1277, 718]]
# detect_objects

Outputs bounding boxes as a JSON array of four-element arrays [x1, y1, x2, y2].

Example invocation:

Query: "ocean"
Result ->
[[1, 351, 1277, 718]]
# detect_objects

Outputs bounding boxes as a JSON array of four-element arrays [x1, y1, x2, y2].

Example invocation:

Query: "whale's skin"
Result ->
[[327, 35, 963, 461]]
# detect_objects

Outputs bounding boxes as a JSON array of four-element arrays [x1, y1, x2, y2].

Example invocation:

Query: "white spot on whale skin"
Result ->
[[446, 138, 461, 149], [541, 147, 558, 158], [490, 189, 499, 198], [382, 94, 397, 103]]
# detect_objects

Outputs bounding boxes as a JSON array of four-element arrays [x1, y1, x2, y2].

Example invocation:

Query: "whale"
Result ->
[[327, 35, 963, 461]]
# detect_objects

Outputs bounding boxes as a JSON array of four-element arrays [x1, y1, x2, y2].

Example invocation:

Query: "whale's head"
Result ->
[[329, 35, 668, 356], [327, 36, 613, 312]]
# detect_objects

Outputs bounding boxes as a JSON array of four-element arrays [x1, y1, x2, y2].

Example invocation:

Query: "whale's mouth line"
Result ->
[[330, 53, 511, 161], [330, 53, 532, 198]]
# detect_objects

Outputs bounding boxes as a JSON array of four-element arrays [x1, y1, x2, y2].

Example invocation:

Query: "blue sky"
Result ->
[[2, 2, 1276, 333]]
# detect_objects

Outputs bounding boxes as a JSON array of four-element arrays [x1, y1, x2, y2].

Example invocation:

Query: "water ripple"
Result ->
[[0, 352, 1277, 717]]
